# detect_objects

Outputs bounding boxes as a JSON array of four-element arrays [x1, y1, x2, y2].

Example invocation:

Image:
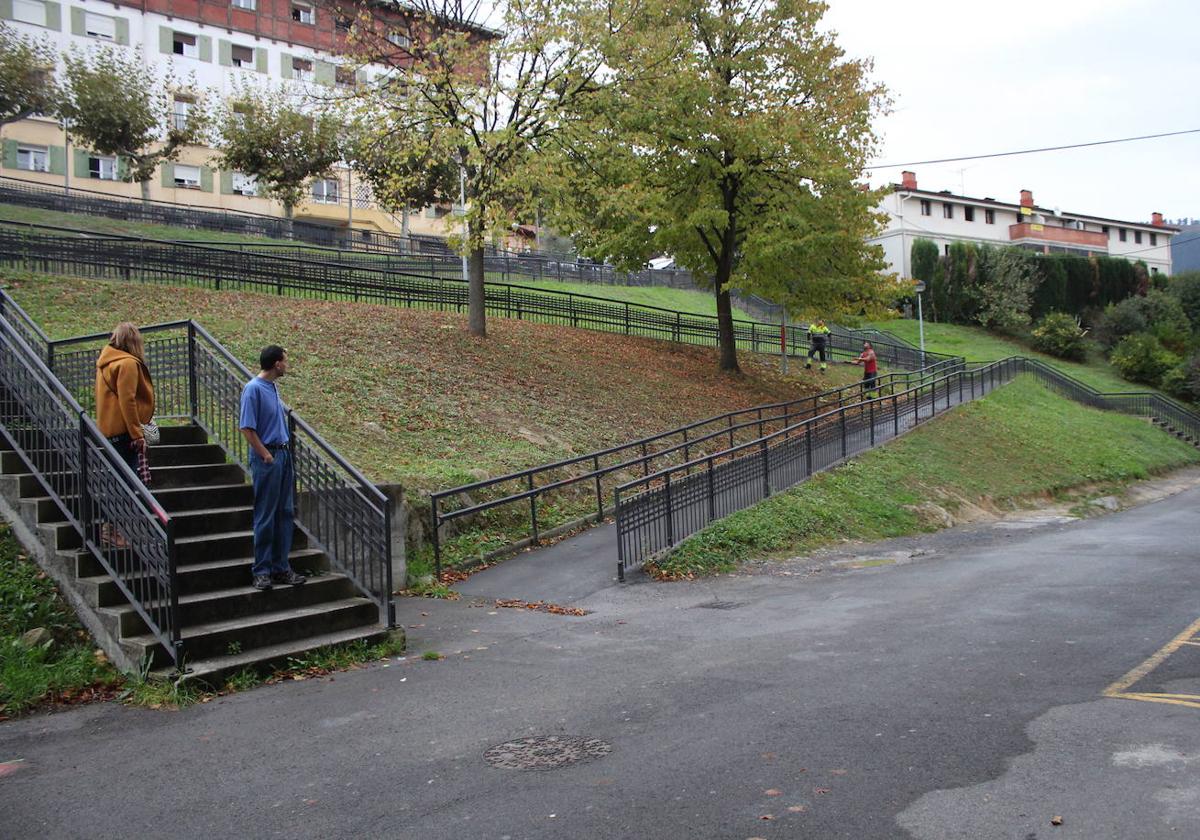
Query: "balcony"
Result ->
[[1009, 223, 1107, 251]]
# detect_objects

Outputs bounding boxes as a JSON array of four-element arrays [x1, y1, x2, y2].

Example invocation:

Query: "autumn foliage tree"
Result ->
[[60, 47, 209, 202], [0, 23, 58, 127], [556, 0, 891, 372], [334, 0, 607, 336]]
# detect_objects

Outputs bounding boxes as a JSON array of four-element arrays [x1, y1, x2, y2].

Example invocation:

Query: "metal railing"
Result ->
[[44, 319, 397, 627], [0, 221, 944, 372], [613, 358, 1028, 577], [613, 356, 1200, 577], [428, 356, 965, 574], [0, 293, 182, 665]]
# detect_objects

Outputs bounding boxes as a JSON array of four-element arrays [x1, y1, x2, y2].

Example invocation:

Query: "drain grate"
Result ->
[[484, 736, 612, 770], [694, 600, 742, 610]]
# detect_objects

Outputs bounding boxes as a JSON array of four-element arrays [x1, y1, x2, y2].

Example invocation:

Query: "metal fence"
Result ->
[[0, 292, 182, 664], [46, 320, 397, 628], [429, 356, 966, 574], [0, 222, 945, 371], [613, 356, 1200, 577]]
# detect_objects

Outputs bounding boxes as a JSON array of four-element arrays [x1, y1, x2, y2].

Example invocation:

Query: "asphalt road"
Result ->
[[4, 485, 1200, 839]]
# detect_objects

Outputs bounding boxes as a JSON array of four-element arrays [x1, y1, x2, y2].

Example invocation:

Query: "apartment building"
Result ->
[[0, 0, 465, 237], [872, 171, 1177, 279]]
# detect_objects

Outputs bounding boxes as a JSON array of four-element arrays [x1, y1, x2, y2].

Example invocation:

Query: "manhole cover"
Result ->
[[694, 600, 742, 610], [484, 736, 612, 770]]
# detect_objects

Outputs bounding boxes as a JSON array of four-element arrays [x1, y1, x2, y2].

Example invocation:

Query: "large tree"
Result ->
[[334, 0, 607, 336], [557, 0, 891, 371], [213, 87, 342, 219], [0, 23, 58, 127], [60, 47, 209, 202]]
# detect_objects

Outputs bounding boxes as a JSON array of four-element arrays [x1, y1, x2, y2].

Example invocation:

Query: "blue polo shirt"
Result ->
[[239, 376, 289, 446]]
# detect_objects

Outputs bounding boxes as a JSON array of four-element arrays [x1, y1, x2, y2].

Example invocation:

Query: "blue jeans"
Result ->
[[249, 449, 295, 578]]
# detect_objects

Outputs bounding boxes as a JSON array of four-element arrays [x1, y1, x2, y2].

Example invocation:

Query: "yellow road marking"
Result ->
[[1104, 616, 1200, 709]]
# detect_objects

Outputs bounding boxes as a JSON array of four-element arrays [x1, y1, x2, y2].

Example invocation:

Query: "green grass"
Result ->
[[0, 523, 122, 717], [868, 318, 1142, 394], [653, 375, 1200, 578], [509, 278, 722, 317]]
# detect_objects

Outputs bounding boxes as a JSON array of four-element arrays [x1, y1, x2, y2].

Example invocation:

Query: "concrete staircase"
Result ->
[[0, 424, 391, 684], [1152, 417, 1200, 447]]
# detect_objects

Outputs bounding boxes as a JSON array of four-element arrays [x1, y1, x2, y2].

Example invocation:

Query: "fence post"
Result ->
[[761, 439, 770, 497], [893, 394, 899, 437], [186, 322, 199, 422], [707, 457, 716, 521], [869, 399, 875, 446], [527, 473, 539, 545], [664, 473, 674, 547], [805, 423, 813, 476], [593, 454, 603, 522], [431, 496, 441, 580], [840, 409, 847, 460], [166, 517, 184, 671], [616, 486, 625, 582], [77, 416, 90, 539]]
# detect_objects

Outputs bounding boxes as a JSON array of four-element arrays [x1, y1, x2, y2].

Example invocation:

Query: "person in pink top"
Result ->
[[849, 341, 878, 392]]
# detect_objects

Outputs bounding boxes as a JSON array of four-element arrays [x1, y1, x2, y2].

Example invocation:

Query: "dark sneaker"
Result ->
[[252, 575, 273, 591], [272, 570, 307, 586]]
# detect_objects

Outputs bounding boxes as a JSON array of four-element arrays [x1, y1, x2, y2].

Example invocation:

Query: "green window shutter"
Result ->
[[73, 148, 90, 178], [199, 166, 213, 192], [197, 34, 212, 63], [314, 60, 335, 86], [0, 0, 13, 22], [280, 53, 293, 79], [159, 26, 172, 55], [255, 47, 267, 73], [43, 0, 60, 30], [1, 140, 17, 169], [69, 6, 84, 35], [218, 39, 232, 66], [114, 17, 128, 45], [48, 144, 66, 175], [116, 157, 130, 181], [219, 170, 233, 194], [160, 162, 173, 187]]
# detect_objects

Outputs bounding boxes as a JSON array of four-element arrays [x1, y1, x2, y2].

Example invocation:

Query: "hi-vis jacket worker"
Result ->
[[806, 320, 832, 371]]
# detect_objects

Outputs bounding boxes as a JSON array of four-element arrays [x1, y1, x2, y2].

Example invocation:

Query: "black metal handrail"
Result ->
[[428, 356, 965, 574], [0, 294, 181, 664], [613, 358, 1026, 577], [37, 314, 397, 626], [0, 221, 947, 374]]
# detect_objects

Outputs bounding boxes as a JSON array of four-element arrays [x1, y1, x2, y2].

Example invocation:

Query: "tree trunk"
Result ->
[[714, 281, 739, 372], [467, 240, 487, 337], [140, 178, 151, 205]]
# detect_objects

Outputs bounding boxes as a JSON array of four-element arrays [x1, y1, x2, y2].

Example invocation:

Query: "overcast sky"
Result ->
[[821, 0, 1200, 223]]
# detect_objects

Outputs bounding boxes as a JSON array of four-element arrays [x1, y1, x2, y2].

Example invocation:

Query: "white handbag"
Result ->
[[141, 419, 161, 446]]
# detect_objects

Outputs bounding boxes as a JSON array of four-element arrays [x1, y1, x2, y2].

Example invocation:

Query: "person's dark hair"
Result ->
[[259, 345, 286, 371]]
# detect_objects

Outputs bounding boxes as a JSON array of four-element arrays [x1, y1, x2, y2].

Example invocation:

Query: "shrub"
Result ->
[[1110, 333, 1180, 387], [1168, 271, 1200, 329], [1097, 290, 1191, 351], [1161, 352, 1200, 402], [1030, 312, 1089, 361], [972, 245, 1036, 332]]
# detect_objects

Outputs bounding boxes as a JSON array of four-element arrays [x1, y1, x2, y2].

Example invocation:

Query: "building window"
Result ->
[[172, 97, 193, 131], [173, 32, 198, 58], [1135, 230, 1142, 245], [84, 12, 116, 40], [1150, 233, 1157, 247], [1102, 225, 1109, 235], [963, 206, 974, 222], [942, 202, 953, 219], [12, 0, 47, 26], [943, 244, 950, 256], [231, 172, 258, 196], [984, 208, 995, 225], [291, 3, 314, 24], [919, 199, 931, 216], [335, 66, 356, 88], [335, 13, 353, 31], [16, 144, 49, 172], [312, 178, 339, 204], [386, 30, 410, 48], [292, 57, 314, 82], [1119, 228, 1127, 242], [232, 0, 256, 9], [88, 155, 118, 180], [173, 163, 201, 188], [1152, 267, 1159, 275], [231, 45, 254, 67]]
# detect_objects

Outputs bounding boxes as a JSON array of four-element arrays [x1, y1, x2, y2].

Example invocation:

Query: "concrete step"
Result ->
[[37, 520, 81, 551], [147, 463, 246, 489], [147, 443, 228, 469], [155, 426, 209, 446], [175, 528, 309, 565], [152, 483, 253, 512], [19, 495, 69, 525], [74, 547, 328, 589], [122, 597, 380, 667], [105, 572, 359, 636], [153, 624, 395, 687], [170, 505, 253, 539]]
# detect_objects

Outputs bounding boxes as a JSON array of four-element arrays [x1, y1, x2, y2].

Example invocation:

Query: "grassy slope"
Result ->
[[655, 375, 1200, 578], [0, 201, 727, 317], [6, 273, 862, 489], [868, 318, 1137, 394]]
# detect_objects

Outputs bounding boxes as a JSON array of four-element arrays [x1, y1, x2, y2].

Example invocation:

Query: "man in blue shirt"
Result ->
[[239, 345, 306, 591]]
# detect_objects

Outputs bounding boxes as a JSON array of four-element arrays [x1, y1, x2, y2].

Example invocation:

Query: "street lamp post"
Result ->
[[914, 279, 927, 364]]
